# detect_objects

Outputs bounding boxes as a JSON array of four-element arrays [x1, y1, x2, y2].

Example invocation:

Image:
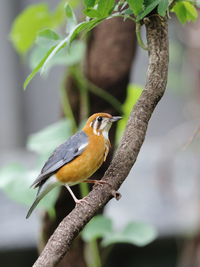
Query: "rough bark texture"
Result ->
[[40, 16, 136, 267], [33, 15, 169, 267]]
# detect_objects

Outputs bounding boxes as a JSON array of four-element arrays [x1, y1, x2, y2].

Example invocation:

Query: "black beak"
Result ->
[[110, 116, 122, 122]]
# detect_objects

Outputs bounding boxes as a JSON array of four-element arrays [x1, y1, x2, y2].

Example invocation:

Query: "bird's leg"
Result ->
[[65, 185, 89, 205]]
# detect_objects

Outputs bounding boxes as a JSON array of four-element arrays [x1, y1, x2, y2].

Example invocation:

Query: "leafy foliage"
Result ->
[[9, 0, 199, 88], [117, 84, 142, 142], [0, 119, 72, 213], [102, 222, 157, 247], [128, 0, 198, 22], [27, 119, 72, 156], [157, 0, 169, 17], [23, 45, 56, 90], [82, 215, 157, 247], [0, 163, 59, 213], [172, 1, 198, 24], [84, 0, 115, 17], [30, 39, 85, 73], [84, 0, 96, 8], [10, 3, 65, 54], [136, 0, 161, 21], [24, 14, 104, 89], [127, 0, 144, 16], [82, 215, 113, 241]]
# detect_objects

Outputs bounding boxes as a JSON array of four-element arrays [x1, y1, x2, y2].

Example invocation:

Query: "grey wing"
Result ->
[[31, 131, 88, 188]]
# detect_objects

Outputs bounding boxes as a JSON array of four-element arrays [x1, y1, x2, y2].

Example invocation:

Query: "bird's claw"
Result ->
[[75, 198, 90, 206]]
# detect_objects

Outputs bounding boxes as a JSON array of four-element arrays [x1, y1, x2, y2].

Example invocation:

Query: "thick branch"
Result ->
[[33, 16, 169, 267]]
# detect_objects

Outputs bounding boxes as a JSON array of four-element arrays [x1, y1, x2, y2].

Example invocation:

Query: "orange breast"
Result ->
[[55, 133, 109, 185]]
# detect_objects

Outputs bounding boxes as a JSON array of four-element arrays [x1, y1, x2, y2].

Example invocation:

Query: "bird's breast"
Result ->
[[55, 134, 109, 184]]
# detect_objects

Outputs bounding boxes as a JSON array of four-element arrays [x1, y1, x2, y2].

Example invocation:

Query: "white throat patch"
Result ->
[[102, 130, 109, 139], [91, 117, 111, 139]]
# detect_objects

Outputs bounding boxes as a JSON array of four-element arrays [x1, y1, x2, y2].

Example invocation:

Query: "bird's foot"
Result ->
[[75, 197, 90, 206], [83, 179, 121, 201]]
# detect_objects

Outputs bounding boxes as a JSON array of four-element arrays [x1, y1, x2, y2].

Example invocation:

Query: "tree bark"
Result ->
[[33, 15, 169, 267]]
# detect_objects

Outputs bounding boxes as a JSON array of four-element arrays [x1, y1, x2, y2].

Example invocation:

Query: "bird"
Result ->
[[26, 113, 122, 218]]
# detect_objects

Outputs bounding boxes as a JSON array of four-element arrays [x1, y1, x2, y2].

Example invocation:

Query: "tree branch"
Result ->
[[33, 15, 169, 267]]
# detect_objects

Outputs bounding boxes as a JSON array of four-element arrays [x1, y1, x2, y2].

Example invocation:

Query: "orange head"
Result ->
[[83, 113, 122, 137]]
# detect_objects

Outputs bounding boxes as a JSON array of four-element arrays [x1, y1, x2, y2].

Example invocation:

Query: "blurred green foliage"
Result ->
[[30, 39, 85, 72], [172, 1, 198, 24], [82, 215, 157, 247], [0, 163, 59, 216], [0, 119, 71, 214], [27, 119, 72, 156], [10, 3, 65, 54], [117, 84, 142, 142], [9, 1, 198, 88]]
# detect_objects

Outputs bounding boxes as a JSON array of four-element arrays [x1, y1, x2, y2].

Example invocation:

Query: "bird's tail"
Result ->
[[26, 179, 59, 219]]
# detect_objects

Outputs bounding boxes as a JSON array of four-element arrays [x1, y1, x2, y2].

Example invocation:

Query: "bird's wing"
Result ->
[[31, 131, 88, 188]]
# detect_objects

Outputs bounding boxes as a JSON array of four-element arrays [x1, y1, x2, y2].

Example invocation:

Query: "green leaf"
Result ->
[[42, 37, 70, 74], [24, 45, 56, 89], [123, 8, 134, 16], [10, 3, 65, 54], [97, 0, 115, 17], [183, 1, 198, 22], [25, 18, 103, 86], [102, 222, 157, 247], [37, 29, 60, 41], [84, 0, 96, 8], [157, 0, 169, 17], [136, 0, 160, 21], [64, 3, 77, 32], [116, 84, 142, 142], [172, 2, 187, 23], [27, 119, 72, 156], [30, 40, 85, 71], [0, 163, 59, 210], [172, 1, 198, 24], [82, 215, 113, 241], [127, 0, 144, 16], [84, 8, 102, 18], [184, 2, 196, 22], [67, 0, 80, 8], [41, 18, 102, 73], [36, 29, 61, 47]]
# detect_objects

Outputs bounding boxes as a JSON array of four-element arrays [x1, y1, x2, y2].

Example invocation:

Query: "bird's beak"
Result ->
[[110, 116, 122, 122]]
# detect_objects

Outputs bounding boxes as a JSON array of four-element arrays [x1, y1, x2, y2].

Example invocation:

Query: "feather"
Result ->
[[26, 176, 60, 219], [31, 131, 88, 188]]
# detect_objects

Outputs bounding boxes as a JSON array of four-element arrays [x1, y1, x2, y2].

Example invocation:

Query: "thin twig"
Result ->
[[182, 125, 200, 151]]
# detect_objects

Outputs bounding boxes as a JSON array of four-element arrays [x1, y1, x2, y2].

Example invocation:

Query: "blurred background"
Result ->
[[1, 1, 200, 267]]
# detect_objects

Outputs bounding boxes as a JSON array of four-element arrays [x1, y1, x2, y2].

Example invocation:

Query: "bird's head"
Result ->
[[83, 113, 122, 138]]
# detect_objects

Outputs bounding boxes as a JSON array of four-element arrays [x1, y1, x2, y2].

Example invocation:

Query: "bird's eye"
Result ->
[[97, 116, 103, 122]]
